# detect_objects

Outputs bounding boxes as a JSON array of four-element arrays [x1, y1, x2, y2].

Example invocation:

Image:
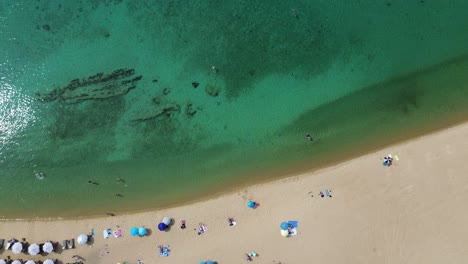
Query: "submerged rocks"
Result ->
[[192, 81, 199, 88], [36, 68, 142, 104], [185, 103, 197, 118], [132, 103, 180, 122], [205, 83, 220, 97], [42, 24, 50, 31]]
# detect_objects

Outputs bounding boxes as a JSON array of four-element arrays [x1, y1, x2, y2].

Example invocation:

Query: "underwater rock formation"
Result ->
[[36, 68, 142, 104], [185, 103, 197, 118], [205, 83, 220, 97], [131, 103, 180, 122]]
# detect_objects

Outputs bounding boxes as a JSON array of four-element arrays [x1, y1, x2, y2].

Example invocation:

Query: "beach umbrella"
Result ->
[[0, 259, 6, 264], [247, 200, 255, 208], [207, 261, 215, 264], [130, 227, 139, 236], [12, 261, 22, 264], [77, 234, 88, 245], [43, 242, 53, 253], [43, 260, 54, 264], [199, 262, 206, 264], [12, 242, 23, 254], [25, 261, 36, 264], [162, 217, 171, 226], [158, 222, 168, 231], [281, 229, 289, 237], [138, 226, 147, 236], [280, 222, 289, 230], [28, 243, 40, 255]]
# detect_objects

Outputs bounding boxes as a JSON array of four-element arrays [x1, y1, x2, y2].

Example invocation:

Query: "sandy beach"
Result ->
[[1, 122, 468, 264]]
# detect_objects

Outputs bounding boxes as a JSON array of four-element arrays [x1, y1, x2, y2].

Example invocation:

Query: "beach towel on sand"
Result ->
[[103, 228, 112, 239], [158, 245, 170, 257], [113, 229, 122, 238]]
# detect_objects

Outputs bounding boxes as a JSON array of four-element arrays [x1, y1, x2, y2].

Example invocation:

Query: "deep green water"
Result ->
[[1, 0, 468, 218]]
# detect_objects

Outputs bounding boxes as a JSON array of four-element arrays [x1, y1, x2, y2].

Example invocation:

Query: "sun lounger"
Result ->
[[0, 239, 4, 249], [22, 241, 29, 252], [62, 240, 67, 250], [6, 239, 17, 250], [68, 239, 74, 249]]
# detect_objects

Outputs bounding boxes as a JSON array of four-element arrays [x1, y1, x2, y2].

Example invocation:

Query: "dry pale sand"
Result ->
[[1, 122, 468, 264]]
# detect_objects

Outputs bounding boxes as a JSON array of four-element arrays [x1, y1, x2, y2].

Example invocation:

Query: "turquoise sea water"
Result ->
[[1, 0, 468, 218]]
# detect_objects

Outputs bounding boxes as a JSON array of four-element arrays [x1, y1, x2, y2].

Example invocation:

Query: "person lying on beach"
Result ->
[[228, 218, 237, 226]]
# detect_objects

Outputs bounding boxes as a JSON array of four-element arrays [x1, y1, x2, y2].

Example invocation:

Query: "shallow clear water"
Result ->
[[1, 0, 468, 218]]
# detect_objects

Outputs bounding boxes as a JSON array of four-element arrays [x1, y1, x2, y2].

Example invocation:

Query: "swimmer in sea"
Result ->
[[306, 134, 313, 141]]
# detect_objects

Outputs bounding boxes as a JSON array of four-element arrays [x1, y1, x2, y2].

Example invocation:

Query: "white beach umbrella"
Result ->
[[280, 229, 289, 237], [12, 261, 22, 264], [28, 243, 40, 255], [162, 217, 171, 226], [43, 259, 54, 264], [12, 242, 23, 254], [43, 242, 54, 253], [77, 234, 88, 245], [25, 261, 36, 264], [0, 259, 6, 264]]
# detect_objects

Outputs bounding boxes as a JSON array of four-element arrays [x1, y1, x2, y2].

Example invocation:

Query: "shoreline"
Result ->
[[1, 117, 467, 222], [1, 120, 468, 263]]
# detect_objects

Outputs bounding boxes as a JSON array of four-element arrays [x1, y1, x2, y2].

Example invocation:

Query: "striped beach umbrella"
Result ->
[[12, 242, 23, 254], [28, 243, 40, 255]]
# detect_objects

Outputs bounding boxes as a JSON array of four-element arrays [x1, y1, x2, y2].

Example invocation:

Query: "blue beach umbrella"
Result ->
[[158, 222, 168, 231], [207, 261, 215, 264], [138, 226, 147, 236], [199, 262, 206, 264], [247, 200, 255, 208], [280, 222, 289, 230], [130, 227, 139, 236]]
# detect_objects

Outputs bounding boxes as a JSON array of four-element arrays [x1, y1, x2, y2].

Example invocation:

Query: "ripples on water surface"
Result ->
[[0, 0, 468, 218]]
